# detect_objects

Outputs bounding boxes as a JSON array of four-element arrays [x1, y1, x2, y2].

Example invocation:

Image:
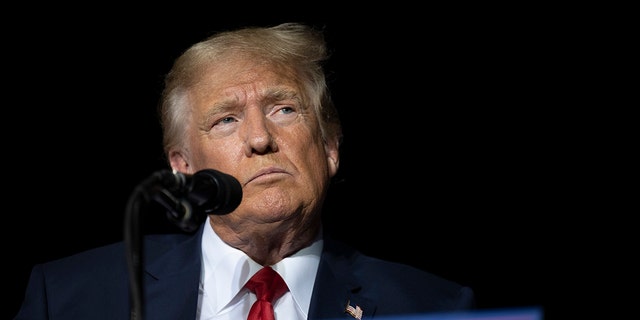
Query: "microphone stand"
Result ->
[[123, 173, 155, 320], [123, 169, 241, 319], [123, 171, 191, 320]]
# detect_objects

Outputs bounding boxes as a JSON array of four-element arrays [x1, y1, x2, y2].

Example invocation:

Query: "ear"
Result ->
[[325, 138, 340, 177], [169, 149, 192, 174]]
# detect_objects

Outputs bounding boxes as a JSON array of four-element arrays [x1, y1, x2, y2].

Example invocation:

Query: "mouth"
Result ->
[[247, 167, 289, 184]]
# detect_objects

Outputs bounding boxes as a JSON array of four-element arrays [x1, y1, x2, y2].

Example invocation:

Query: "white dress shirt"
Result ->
[[196, 216, 323, 320]]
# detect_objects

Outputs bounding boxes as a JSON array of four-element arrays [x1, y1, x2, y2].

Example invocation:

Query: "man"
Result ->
[[15, 22, 474, 320]]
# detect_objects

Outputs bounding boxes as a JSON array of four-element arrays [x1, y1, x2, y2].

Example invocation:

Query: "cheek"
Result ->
[[303, 146, 332, 180], [190, 140, 239, 170]]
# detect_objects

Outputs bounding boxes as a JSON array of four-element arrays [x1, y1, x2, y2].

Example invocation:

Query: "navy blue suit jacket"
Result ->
[[14, 224, 475, 319]]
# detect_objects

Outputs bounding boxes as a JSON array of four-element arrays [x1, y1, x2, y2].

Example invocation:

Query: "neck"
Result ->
[[209, 215, 322, 265]]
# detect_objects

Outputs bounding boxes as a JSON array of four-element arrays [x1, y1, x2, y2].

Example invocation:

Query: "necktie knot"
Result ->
[[245, 266, 288, 320]]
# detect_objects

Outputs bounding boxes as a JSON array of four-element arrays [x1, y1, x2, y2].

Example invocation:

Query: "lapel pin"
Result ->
[[345, 300, 363, 319]]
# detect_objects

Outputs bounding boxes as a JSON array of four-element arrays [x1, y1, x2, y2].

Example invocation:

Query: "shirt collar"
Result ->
[[201, 216, 323, 314]]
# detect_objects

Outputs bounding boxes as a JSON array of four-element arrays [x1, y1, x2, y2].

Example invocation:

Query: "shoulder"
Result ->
[[320, 236, 475, 310], [38, 232, 196, 276], [323, 236, 462, 286]]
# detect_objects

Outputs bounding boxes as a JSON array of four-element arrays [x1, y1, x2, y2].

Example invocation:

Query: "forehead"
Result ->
[[197, 53, 300, 91], [192, 66, 302, 112]]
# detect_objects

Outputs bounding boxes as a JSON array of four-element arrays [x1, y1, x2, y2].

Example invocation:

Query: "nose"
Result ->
[[241, 109, 278, 156]]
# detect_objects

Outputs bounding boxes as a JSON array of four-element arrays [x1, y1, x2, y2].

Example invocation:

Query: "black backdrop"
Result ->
[[6, 7, 557, 319]]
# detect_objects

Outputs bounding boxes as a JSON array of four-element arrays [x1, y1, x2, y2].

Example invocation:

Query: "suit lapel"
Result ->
[[308, 237, 377, 320], [141, 227, 204, 320], [133, 228, 379, 319]]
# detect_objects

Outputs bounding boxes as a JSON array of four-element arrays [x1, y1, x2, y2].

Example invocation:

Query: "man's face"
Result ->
[[170, 56, 339, 225]]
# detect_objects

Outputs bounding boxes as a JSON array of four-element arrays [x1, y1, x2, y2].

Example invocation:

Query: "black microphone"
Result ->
[[150, 169, 243, 232]]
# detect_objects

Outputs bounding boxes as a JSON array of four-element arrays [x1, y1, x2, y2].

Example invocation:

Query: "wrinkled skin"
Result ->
[[169, 56, 340, 266]]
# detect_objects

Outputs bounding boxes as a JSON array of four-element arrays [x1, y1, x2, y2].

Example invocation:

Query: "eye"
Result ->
[[278, 106, 295, 114], [272, 105, 298, 118], [270, 105, 299, 126], [211, 116, 237, 131], [220, 116, 236, 124]]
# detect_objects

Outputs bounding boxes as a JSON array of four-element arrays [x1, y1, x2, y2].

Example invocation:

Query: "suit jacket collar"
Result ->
[[138, 225, 376, 320], [143, 227, 204, 320], [308, 236, 377, 320]]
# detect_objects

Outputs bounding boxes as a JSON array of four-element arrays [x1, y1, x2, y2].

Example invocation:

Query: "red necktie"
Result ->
[[245, 266, 288, 320]]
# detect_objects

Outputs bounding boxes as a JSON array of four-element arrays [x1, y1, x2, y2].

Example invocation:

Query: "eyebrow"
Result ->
[[200, 86, 303, 125], [260, 86, 302, 106]]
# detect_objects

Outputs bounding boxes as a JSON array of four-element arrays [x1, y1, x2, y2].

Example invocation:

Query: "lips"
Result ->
[[247, 166, 289, 184]]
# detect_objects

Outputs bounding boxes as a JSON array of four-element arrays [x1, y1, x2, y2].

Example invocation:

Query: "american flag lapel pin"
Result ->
[[344, 300, 363, 320]]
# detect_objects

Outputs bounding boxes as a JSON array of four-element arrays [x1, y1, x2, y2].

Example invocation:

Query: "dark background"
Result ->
[[4, 6, 581, 319]]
